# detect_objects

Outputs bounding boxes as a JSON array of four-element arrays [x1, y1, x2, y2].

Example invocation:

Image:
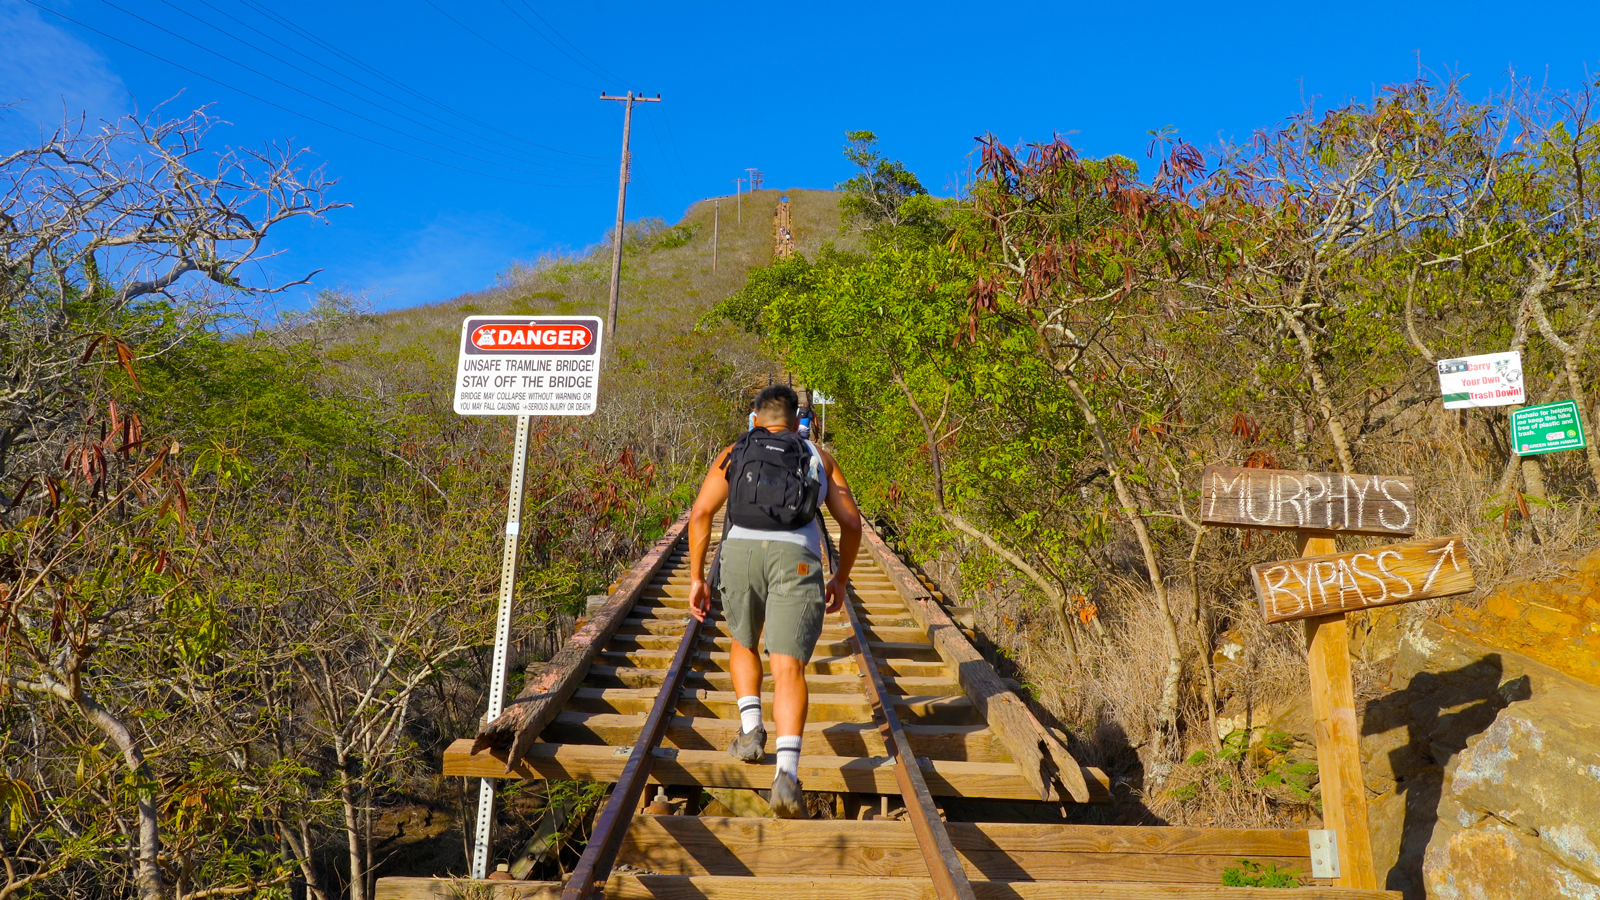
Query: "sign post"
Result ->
[[1510, 400, 1587, 456], [455, 316, 604, 879], [1201, 465, 1477, 890]]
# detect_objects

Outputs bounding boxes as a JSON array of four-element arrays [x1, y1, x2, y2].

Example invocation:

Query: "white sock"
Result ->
[[775, 735, 802, 779], [737, 696, 762, 734]]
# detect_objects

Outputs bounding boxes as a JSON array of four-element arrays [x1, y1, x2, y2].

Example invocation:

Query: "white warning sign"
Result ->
[[453, 315, 604, 416]]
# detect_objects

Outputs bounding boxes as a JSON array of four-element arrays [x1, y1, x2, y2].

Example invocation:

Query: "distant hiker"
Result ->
[[687, 384, 864, 818], [796, 405, 814, 439], [747, 400, 758, 431]]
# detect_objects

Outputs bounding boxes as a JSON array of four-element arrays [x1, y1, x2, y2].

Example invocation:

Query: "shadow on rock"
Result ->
[[1363, 653, 1531, 899]]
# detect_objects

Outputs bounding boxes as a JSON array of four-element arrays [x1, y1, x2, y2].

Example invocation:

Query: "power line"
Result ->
[[495, 0, 616, 88], [420, 0, 600, 92], [150, 0, 602, 175], [179, 0, 602, 169], [657, 105, 695, 196], [231, 0, 597, 160], [21, 1, 593, 187], [512, 1, 631, 86], [641, 109, 687, 197], [94, 0, 604, 180]]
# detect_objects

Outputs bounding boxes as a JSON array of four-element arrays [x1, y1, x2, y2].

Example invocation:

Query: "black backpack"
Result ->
[[721, 428, 822, 530]]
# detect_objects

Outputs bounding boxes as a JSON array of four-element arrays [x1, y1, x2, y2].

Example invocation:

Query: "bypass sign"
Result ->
[[453, 315, 604, 416]]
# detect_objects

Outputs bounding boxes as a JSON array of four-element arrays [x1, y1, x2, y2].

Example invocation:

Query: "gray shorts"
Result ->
[[717, 539, 826, 662]]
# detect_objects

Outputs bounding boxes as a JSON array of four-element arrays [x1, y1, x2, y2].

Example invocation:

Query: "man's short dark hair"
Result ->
[[754, 384, 799, 420]]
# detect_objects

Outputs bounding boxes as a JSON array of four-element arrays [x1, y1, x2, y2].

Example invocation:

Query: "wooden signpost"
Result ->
[[1200, 465, 1477, 891]]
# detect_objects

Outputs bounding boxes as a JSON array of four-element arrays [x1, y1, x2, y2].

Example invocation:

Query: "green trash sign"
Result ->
[[1511, 400, 1588, 456]]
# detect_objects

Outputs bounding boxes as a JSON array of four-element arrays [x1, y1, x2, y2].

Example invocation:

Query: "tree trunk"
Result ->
[[1060, 373, 1185, 784], [1280, 308, 1356, 474], [339, 769, 365, 900], [77, 691, 167, 900]]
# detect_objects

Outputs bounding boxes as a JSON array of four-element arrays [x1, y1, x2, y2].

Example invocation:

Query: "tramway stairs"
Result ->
[[380, 510, 1399, 899]]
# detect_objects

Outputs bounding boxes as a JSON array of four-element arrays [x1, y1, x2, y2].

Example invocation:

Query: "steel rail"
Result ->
[[821, 521, 978, 900], [559, 539, 715, 900]]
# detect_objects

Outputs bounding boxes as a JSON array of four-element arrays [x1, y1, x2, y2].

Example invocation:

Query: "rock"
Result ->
[[1424, 822, 1600, 900], [1439, 673, 1600, 883], [1364, 618, 1600, 899]]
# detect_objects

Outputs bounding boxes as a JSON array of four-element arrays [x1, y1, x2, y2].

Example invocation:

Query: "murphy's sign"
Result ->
[[1200, 466, 1416, 537]]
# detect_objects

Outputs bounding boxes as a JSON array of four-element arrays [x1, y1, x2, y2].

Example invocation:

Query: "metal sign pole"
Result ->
[[471, 414, 533, 879]]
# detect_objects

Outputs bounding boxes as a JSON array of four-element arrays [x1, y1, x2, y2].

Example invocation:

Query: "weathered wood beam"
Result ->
[[562, 687, 984, 726], [440, 740, 1107, 800], [583, 664, 961, 696], [622, 818, 1318, 882], [539, 712, 1008, 762], [473, 514, 689, 767], [376, 875, 1400, 900], [857, 522, 1093, 803]]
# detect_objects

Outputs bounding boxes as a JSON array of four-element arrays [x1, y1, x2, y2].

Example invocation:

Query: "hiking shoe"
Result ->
[[726, 726, 767, 762], [769, 771, 806, 819]]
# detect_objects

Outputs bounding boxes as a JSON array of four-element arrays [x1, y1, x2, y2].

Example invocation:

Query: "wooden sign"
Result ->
[[1250, 535, 1475, 623], [1200, 466, 1416, 537]]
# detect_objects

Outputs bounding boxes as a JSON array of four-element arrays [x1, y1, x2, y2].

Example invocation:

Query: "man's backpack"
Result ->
[[721, 428, 822, 530]]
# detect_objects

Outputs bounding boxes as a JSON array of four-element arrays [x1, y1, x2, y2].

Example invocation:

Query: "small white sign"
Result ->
[[453, 315, 604, 416], [1437, 351, 1524, 409], [811, 391, 833, 405]]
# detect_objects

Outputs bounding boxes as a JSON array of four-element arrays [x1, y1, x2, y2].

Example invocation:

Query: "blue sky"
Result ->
[[5, 0, 1600, 312]]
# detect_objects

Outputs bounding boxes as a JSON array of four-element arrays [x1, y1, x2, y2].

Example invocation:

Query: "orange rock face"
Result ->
[[1442, 547, 1600, 688]]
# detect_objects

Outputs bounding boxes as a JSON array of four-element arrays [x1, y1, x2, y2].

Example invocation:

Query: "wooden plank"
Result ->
[[584, 664, 961, 696], [1297, 533, 1378, 892], [558, 547, 707, 900], [439, 739, 1108, 800], [563, 687, 982, 725], [623, 833, 1313, 883], [540, 712, 1010, 761], [474, 514, 690, 765], [598, 648, 950, 678], [621, 816, 1316, 858], [606, 632, 943, 661], [858, 522, 1091, 803], [1249, 535, 1475, 623], [615, 616, 934, 643], [831, 526, 977, 900], [378, 876, 1401, 900], [1199, 466, 1416, 536]]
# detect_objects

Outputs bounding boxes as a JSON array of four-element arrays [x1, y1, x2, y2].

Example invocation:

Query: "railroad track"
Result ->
[[378, 511, 1399, 899]]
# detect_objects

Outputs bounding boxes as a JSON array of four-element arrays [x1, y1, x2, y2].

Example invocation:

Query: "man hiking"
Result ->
[[687, 385, 863, 818]]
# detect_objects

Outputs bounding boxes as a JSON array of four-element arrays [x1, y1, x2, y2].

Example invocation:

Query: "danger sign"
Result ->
[[453, 315, 604, 416]]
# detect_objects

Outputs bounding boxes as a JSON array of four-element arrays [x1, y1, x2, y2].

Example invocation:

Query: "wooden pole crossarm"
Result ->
[[561, 540, 715, 900], [824, 523, 978, 900]]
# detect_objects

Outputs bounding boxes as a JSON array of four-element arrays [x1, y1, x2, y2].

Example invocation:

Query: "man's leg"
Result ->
[[763, 543, 826, 818], [769, 653, 808, 800], [719, 542, 767, 761], [729, 637, 766, 740]]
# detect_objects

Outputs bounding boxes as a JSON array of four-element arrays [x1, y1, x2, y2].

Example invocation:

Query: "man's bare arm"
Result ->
[[687, 446, 732, 620], [820, 449, 863, 583], [689, 446, 732, 579]]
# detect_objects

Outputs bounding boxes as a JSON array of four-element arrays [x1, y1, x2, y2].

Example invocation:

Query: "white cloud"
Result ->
[[0, 1, 127, 144]]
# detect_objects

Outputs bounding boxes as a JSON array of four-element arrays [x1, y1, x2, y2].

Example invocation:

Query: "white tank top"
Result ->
[[724, 439, 828, 559]]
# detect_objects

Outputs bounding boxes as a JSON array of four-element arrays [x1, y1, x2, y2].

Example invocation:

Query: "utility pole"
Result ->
[[745, 167, 762, 193], [731, 177, 744, 224], [599, 91, 661, 339], [712, 198, 720, 272]]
